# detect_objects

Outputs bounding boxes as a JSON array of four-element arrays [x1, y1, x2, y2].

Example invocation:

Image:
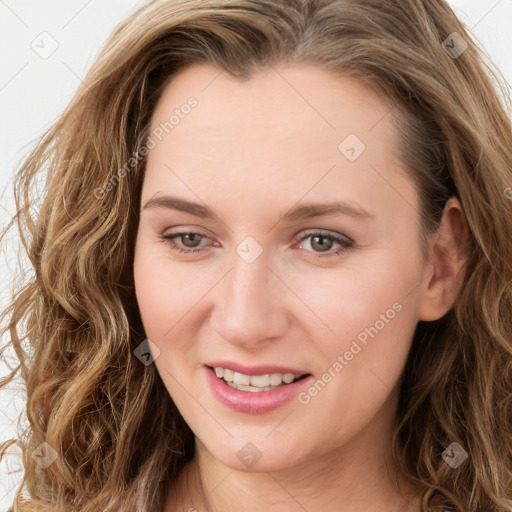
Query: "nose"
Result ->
[[209, 253, 290, 350]]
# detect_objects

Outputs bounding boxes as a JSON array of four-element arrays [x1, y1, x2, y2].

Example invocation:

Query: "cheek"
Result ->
[[289, 249, 420, 351], [293, 253, 421, 429], [133, 243, 203, 413], [291, 246, 419, 368], [133, 256, 173, 337], [133, 238, 206, 341]]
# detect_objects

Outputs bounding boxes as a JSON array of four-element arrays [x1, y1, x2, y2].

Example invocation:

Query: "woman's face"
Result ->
[[134, 63, 429, 472]]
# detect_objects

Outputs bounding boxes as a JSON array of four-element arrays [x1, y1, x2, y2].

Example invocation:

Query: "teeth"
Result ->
[[233, 372, 251, 386], [227, 382, 274, 392], [269, 373, 282, 386], [212, 367, 303, 390], [250, 374, 270, 387]]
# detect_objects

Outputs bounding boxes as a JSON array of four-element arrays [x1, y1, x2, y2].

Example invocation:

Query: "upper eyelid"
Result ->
[[163, 229, 353, 246]]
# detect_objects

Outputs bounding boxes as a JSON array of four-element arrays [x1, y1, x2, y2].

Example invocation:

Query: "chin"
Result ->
[[199, 434, 308, 474]]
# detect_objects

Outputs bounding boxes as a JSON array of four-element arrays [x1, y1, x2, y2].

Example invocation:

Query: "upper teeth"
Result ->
[[214, 367, 301, 388]]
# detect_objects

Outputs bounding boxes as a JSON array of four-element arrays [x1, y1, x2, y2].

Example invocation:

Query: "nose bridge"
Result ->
[[210, 248, 288, 346], [226, 252, 275, 321]]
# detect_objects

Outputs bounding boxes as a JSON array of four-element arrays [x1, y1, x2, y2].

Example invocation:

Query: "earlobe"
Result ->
[[417, 197, 471, 321]]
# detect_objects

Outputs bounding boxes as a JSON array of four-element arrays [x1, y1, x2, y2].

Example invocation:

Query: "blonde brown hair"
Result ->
[[1, 0, 511, 510]]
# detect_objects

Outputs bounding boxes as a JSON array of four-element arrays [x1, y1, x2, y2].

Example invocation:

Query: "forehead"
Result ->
[[143, 63, 415, 226], [149, 62, 398, 153]]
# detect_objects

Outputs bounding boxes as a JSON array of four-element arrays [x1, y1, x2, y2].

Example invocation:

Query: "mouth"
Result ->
[[207, 365, 310, 393]]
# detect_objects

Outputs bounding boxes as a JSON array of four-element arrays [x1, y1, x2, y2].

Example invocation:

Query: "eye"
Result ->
[[159, 229, 354, 259], [296, 230, 354, 259], [160, 231, 212, 254]]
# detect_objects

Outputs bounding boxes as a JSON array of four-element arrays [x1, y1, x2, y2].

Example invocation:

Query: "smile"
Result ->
[[205, 365, 313, 414], [212, 366, 307, 392]]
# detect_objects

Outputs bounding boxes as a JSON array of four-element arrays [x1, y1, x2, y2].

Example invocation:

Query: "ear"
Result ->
[[417, 197, 470, 321]]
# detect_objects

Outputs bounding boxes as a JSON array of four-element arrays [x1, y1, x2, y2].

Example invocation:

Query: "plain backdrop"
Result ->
[[0, 0, 511, 508]]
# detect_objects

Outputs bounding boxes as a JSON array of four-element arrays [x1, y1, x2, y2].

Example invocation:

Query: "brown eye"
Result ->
[[298, 231, 354, 259], [178, 233, 204, 248], [309, 234, 334, 252], [161, 231, 210, 254]]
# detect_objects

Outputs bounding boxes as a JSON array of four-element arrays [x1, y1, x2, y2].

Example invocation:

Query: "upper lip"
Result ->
[[206, 361, 310, 376]]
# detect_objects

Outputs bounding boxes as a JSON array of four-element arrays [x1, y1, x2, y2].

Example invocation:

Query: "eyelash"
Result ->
[[159, 230, 354, 260]]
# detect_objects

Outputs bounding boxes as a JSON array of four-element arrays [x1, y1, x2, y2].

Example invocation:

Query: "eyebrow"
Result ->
[[142, 195, 374, 221]]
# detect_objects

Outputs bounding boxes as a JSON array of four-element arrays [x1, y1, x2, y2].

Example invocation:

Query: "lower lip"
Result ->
[[205, 366, 313, 414]]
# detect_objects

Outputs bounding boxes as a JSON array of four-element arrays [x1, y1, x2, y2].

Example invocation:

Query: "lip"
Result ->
[[204, 365, 313, 414], [205, 361, 309, 376]]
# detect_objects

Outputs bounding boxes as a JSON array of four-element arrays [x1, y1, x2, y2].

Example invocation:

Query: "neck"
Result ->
[[165, 415, 421, 512]]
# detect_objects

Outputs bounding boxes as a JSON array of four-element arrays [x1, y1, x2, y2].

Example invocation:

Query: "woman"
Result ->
[[1, 0, 511, 511]]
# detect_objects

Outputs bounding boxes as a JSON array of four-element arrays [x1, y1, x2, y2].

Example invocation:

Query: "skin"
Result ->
[[133, 63, 468, 512]]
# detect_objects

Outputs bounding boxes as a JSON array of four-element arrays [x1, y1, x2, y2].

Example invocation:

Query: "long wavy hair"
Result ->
[[1, 0, 511, 510]]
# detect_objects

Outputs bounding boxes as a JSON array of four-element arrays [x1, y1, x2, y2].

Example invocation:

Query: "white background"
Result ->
[[1, 0, 511, 508]]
